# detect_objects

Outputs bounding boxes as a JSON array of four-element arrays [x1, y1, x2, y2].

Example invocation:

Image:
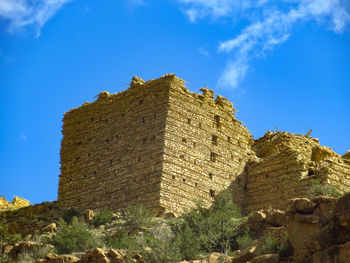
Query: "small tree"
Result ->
[[91, 209, 114, 227], [48, 217, 101, 254]]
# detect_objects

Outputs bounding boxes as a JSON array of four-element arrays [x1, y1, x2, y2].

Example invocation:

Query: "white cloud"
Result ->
[[0, 0, 72, 36], [198, 46, 209, 56], [179, 0, 350, 89]]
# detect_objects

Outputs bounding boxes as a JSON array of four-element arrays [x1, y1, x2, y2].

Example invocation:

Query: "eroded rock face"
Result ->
[[286, 194, 350, 262], [0, 196, 30, 210]]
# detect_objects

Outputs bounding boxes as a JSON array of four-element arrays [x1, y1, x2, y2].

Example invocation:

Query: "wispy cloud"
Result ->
[[179, 0, 350, 89], [198, 46, 209, 56], [0, 0, 72, 37]]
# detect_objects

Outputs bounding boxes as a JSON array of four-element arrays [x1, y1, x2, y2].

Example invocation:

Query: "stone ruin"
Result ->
[[58, 74, 350, 215]]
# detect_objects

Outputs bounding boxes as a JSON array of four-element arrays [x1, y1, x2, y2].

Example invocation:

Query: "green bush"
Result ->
[[258, 233, 291, 256], [0, 220, 22, 244], [309, 181, 342, 198], [171, 220, 202, 260], [48, 217, 101, 254], [182, 190, 247, 253], [17, 245, 54, 262], [140, 224, 182, 263], [122, 204, 153, 231], [0, 255, 14, 263], [236, 228, 256, 250], [91, 209, 114, 227], [106, 228, 138, 250]]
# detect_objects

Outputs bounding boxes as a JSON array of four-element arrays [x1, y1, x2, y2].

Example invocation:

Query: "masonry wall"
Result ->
[[159, 78, 254, 215], [58, 76, 172, 213], [245, 131, 350, 213]]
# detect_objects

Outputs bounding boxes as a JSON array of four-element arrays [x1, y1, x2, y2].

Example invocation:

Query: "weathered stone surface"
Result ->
[[107, 249, 125, 262], [294, 198, 316, 213], [81, 248, 110, 263], [232, 244, 259, 263], [300, 241, 350, 263], [0, 196, 30, 210], [58, 74, 254, 215], [245, 131, 350, 213], [35, 253, 80, 263], [247, 254, 279, 263], [335, 192, 350, 230], [41, 223, 57, 233]]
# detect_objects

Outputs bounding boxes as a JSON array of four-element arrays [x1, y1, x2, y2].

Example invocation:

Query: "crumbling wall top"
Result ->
[[252, 131, 339, 160]]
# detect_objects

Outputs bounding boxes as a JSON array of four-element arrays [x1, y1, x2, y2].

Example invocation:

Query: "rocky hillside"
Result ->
[[1, 190, 350, 263]]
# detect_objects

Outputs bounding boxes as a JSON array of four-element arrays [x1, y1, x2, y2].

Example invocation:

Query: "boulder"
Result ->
[[208, 252, 232, 263], [107, 249, 126, 262], [41, 223, 57, 233], [232, 244, 259, 263], [85, 209, 95, 222], [265, 209, 286, 227], [35, 253, 80, 263], [294, 198, 316, 213], [81, 248, 110, 263]]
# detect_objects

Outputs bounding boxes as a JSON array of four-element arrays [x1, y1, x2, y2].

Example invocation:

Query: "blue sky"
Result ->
[[0, 0, 349, 204]]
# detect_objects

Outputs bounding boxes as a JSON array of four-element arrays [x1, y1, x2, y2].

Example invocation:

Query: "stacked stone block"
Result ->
[[245, 131, 350, 212], [58, 74, 254, 215]]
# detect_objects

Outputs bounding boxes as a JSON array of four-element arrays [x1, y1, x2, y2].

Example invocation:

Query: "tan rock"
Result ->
[[85, 209, 95, 222], [265, 209, 286, 226], [232, 244, 259, 263], [41, 223, 57, 233], [36, 253, 80, 263], [0, 196, 9, 208], [208, 252, 232, 263], [107, 249, 126, 262], [11, 196, 30, 208], [81, 248, 110, 263], [247, 254, 279, 263], [294, 198, 316, 213], [335, 192, 350, 230], [2, 244, 14, 255]]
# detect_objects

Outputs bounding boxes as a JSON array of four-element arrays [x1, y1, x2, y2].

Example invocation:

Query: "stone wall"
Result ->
[[58, 76, 173, 213], [160, 78, 254, 214], [245, 131, 350, 213], [58, 74, 254, 214], [58, 74, 350, 215]]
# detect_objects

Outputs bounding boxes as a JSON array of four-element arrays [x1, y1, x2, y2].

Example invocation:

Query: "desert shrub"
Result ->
[[0, 255, 14, 263], [259, 233, 291, 256], [140, 223, 182, 263], [91, 209, 114, 227], [309, 181, 342, 198], [122, 204, 153, 230], [236, 228, 256, 250], [17, 245, 54, 262], [182, 190, 247, 253], [48, 217, 101, 254], [62, 208, 81, 223], [106, 228, 138, 250], [0, 220, 22, 244], [170, 220, 202, 260]]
